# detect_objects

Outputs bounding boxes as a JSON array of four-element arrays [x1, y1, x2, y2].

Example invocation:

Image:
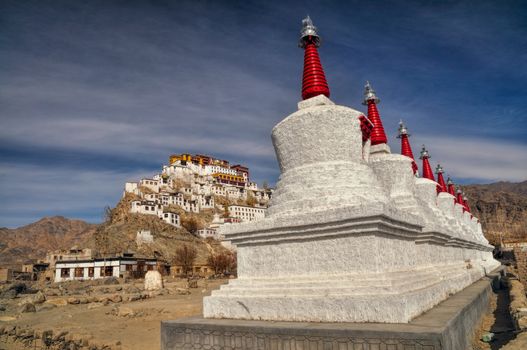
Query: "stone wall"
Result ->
[[513, 247, 527, 289]]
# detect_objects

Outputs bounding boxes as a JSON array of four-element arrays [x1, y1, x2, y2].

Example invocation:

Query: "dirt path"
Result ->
[[473, 284, 521, 350]]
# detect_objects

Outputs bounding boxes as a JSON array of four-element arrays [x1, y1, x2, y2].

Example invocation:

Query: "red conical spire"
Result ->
[[435, 164, 447, 193], [447, 177, 457, 199], [397, 120, 418, 174], [463, 195, 472, 213], [456, 189, 466, 211], [362, 82, 387, 145], [419, 145, 435, 181], [299, 16, 330, 100]]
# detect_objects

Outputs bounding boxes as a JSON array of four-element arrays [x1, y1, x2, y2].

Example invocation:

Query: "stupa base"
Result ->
[[161, 268, 503, 350]]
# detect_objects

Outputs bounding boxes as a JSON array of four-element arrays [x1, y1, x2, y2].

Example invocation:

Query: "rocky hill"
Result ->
[[0, 216, 96, 268], [462, 181, 527, 245], [90, 193, 227, 265]]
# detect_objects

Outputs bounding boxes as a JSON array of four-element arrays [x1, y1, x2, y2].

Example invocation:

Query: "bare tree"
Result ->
[[174, 244, 197, 276], [207, 251, 236, 276]]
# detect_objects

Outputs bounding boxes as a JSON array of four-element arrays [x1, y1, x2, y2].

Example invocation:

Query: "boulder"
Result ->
[[109, 294, 122, 303], [45, 298, 68, 307], [126, 294, 142, 302], [19, 302, 36, 313], [117, 306, 134, 317], [45, 288, 61, 297], [125, 285, 142, 294], [67, 297, 80, 305], [144, 271, 164, 291], [87, 303, 104, 310], [175, 288, 191, 295], [97, 295, 110, 303], [53, 330, 68, 341], [32, 291, 46, 304], [0, 289, 17, 300]]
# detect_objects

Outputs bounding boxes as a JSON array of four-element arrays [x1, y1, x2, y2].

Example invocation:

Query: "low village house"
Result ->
[[54, 253, 163, 283]]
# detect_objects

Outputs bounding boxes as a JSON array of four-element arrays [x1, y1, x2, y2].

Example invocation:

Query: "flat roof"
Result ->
[[56, 257, 159, 264]]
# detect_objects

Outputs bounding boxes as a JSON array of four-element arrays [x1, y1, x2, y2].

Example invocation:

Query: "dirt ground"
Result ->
[[2, 276, 527, 350], [473, 287, 518, 350], [0, 278, 228, 350]]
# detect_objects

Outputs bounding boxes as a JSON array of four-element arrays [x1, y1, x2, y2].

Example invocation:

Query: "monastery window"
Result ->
[[126, 264, 133, 271], [147, 264, 154, 271], [103, 266, 113, 277], [88, 267, 94, 277], [60, 268, 70, 278], [74, 268, 83, 278]]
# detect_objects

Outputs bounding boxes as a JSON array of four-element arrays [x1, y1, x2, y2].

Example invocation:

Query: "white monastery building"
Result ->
[[228, 205, 266, 222], [123, 153, 272, 236]]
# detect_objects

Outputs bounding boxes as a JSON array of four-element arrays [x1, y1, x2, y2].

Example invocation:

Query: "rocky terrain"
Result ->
[[0, 217, 96, 268], [462, 181, 527, 245], [0, 275, 228, 350]]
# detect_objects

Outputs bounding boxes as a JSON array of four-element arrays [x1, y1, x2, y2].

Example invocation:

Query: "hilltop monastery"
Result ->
[[123, 153, 272, 240]]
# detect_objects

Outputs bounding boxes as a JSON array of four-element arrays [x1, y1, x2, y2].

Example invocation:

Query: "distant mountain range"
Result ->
[[0, 216, 96, 268], [1, 181, 526, 268], [462, 180, 527, 245]]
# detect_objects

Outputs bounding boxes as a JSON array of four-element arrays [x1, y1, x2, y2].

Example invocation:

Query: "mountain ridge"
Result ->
[[1, 180, 526, 267]]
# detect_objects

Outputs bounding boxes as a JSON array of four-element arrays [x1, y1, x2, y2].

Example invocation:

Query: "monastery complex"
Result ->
[[124, 153, 271, 241]]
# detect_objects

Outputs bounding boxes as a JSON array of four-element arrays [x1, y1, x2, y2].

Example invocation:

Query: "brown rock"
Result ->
[[109, 294, 122, 303], [19, 302, 36, 313], [87, 302, 104, 309], [126, 294, 141, 302], [52, 330, 68, 341], [117, 306, 134, 317], [45, 298, 68, 307], [67, 297, 80, 305], [32, 291, 46, 304], [175, 288, 191, 295], [45, 288, 61, 296]]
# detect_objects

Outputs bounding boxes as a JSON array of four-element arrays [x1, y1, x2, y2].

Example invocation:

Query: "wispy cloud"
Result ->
[[0, 0, 525, 227], [407, 136, 527, 183], [0, 162, 153, 228]]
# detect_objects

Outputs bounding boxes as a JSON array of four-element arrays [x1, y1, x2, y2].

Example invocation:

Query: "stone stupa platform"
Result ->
[[162, 268, 503, 350]]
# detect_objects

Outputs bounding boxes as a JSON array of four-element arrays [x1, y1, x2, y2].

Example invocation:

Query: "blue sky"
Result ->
[[1, 0, 526, 228]]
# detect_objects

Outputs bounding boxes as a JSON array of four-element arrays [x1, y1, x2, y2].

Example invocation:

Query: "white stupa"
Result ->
[[203, 17, 500, 323]]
